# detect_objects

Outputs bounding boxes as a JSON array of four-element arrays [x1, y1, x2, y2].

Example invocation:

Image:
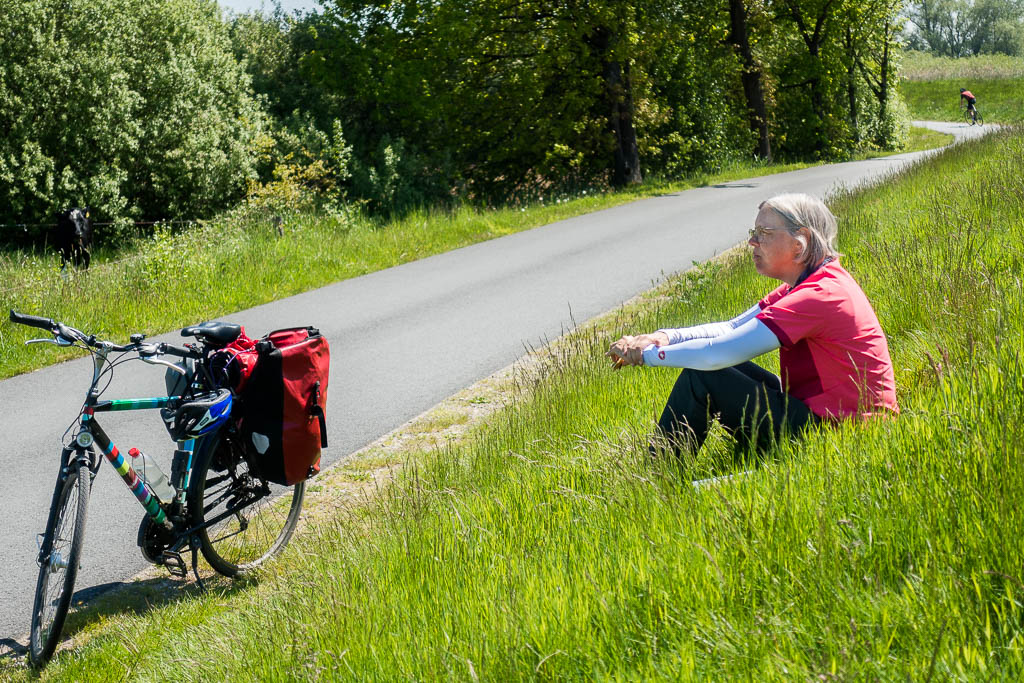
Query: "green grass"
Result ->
[[899, 51, 1024, 124], [902, 50, 1024, 81], [2, 151, 930, 381], [854, 125, 953, 158], [5, 125, 1023, 680], [902, 125, 954, 152], [901, 77, 1024, 124]]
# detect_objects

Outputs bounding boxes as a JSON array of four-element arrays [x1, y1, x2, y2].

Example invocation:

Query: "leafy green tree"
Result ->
[[0, 0, 264, 236], [234, 0, 909, 212], [846, 0, 904, 141], [308, 0, 740, 204], [906, 0, 1024, 56]]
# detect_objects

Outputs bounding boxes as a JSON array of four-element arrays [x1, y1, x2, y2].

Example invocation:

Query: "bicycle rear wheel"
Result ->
[[29, 463, 91, 668], [187, 433, 304, 576]]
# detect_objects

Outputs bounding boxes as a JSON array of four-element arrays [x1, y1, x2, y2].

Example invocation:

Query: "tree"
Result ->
[[906, 0, 1024, 56], [727, 0, 773, 160], [849, 0, 903, 135], [0, 0, 264, 233]]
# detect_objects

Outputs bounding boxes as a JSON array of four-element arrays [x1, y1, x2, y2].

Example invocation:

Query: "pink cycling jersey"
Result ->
[[756, 259, 899, 420]]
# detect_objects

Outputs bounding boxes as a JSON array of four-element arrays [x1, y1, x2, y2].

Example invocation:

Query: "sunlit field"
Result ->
[[900, 52, 1024, 124]]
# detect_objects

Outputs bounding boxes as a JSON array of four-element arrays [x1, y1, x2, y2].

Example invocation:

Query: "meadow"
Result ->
[[900, 51, 1024, 123], [6, 120, 1022, 679]]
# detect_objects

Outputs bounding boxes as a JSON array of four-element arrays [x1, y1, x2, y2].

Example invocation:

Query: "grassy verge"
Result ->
[[898, 51, 1024, 124], [852, 125, 952, 158], [901, 77, 1024, 124], [0, 143, 947, 380], [901, 125, 954, 152], [4, 125, 1022, 679]]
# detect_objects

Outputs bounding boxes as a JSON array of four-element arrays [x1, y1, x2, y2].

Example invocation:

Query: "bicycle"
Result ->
[[961, 104, 983, 126], [9, 310, 305, 668]]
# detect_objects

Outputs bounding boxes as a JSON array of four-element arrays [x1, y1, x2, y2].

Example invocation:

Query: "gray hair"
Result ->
[[758, 193, 839, 267]]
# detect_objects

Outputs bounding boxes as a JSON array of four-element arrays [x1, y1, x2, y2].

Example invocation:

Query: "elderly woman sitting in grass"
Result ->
[[608, 193, 899, 458]]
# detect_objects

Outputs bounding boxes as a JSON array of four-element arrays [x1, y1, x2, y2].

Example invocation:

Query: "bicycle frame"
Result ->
[[70, 343, 198, 528]]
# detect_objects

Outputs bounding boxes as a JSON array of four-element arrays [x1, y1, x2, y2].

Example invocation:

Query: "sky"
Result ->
[[218, 0, 320, 15]]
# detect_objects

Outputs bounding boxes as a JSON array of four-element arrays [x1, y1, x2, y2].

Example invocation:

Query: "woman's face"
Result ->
[[749, 206, 807, 285]]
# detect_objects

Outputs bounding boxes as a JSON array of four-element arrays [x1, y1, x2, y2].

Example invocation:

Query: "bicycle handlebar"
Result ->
[[161, 343, 199, 359], [10, 310, 201, 359], [9, 310, 57, 332], [139, 342, 201, 360]]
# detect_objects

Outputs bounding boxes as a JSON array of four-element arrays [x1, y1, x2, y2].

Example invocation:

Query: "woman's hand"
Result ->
[[606, 332, 669, 369]]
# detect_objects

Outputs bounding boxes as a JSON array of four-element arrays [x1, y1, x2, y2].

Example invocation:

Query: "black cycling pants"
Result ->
[[652, 361, 818, 458]]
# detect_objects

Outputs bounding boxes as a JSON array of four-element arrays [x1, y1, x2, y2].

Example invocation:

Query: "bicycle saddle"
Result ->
[[180, 321, 242, 345]]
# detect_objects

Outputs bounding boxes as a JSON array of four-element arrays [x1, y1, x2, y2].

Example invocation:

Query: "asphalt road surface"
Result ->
[[0, 121, 989, 643]]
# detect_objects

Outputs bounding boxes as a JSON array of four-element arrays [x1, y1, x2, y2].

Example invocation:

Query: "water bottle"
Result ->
[[128, 448, 175, 504]]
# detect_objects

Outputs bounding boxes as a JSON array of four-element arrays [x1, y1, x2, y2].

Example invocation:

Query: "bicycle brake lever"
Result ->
[[141, 356, 187, 375], [26, 337, 73, 347]]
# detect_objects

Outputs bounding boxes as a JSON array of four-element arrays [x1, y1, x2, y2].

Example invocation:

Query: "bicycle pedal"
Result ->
[[160, 550, 188, 578]]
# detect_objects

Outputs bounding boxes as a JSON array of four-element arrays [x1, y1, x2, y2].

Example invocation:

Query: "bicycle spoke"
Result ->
[[30, 465, 90, 668], [189, 434, 304, 576]]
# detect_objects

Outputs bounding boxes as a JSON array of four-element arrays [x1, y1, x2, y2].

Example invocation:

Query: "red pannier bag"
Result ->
[[238, 327, 330, 486]]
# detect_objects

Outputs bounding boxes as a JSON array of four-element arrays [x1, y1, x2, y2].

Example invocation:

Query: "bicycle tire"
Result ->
[[29, 463, 91, 668], [187, 433, 304, 576], [975, 112, 983, 126]]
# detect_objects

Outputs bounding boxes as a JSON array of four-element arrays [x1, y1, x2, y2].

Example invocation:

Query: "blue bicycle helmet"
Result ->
[[168, 389, 233, 441]]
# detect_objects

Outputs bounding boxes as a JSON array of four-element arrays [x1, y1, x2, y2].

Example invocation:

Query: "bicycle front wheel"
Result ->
[[187, 434, 304, 577], [29, 463, 91, 668]]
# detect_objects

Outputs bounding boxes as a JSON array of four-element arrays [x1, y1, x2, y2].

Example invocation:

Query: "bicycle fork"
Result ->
[[36, 447, 91, 568]]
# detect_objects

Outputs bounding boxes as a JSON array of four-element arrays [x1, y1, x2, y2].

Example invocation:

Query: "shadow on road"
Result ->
[[0, 637, 27, 660]]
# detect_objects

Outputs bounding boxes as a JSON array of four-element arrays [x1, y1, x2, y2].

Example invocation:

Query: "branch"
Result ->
[[779, 77, 817, 90], [855, 55, 882, 99]]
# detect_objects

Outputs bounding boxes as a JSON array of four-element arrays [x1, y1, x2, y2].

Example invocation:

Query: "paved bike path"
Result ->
[[0, 122, 988, 644]]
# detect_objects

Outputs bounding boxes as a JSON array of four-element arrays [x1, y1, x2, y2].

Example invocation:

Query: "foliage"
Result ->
[[0, 0, 914, 233], [0, 0, 265, 236], [904, 0, 1024, 57], [265, 0, 910, 209]]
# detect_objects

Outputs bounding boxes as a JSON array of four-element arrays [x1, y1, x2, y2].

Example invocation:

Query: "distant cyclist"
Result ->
[[960, 88, 978, 122]]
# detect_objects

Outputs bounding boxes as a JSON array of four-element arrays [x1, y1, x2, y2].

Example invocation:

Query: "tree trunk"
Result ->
[[807, 52, 826, 154], [587, 24, 641, 187], [845, 26, 859, 143], [728, 0, 771, 160], [604, 58, 642, 187], [877, 20, 890, 124]]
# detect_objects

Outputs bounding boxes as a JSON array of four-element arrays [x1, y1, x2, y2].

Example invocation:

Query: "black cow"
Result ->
[[53, 207, 92, 269]]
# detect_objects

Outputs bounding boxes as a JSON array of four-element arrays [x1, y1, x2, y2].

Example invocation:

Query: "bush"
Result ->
[[0, 0, 265, 232]]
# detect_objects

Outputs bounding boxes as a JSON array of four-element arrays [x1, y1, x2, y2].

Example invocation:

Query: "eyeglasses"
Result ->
[[748, 227, 775, 244]]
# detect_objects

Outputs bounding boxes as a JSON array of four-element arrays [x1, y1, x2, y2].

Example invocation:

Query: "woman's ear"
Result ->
[[793, 228, 809, 259]]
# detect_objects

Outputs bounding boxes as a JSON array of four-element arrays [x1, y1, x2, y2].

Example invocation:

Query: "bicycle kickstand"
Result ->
[[188, 536, 207, 594]]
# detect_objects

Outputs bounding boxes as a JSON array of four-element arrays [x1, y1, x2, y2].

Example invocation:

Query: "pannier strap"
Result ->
[[311, 380, 328, 448]]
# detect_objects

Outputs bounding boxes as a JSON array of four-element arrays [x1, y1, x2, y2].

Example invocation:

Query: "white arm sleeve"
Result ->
[[642, 318, 781, 370], [656, 302, 762, 345]]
